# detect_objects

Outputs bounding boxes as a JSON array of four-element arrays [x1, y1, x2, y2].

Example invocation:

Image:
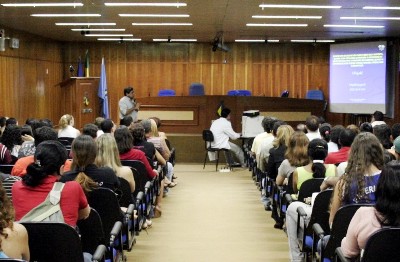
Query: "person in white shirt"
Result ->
[[57, 114, 80, 138], [210, 108, 245, 167], [371, 110, 386, 127], [251, 117, 277, 163], [305, 115, 322, 141], [118, 87, 140, 124]]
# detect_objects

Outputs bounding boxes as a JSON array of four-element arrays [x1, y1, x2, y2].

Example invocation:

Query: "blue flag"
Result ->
[[98, 57, 110, 118], [77, 57, 84, 77]]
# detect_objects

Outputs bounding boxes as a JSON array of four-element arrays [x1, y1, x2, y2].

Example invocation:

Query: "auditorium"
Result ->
[[1, 1, 400, 261]]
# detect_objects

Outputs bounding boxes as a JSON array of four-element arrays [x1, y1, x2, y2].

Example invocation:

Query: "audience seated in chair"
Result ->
[[1, 125, 23, 163], [286, 139, 337, 262], [82, 123, 98, 139], [57, 114, 80, 139], [324, 128, 356, 165], [95, 134, 135, 193], [0, 180, 29, 260], [340, 161, 400, 259], [12, 140, 90, 227], [60, 135, 120, 193]]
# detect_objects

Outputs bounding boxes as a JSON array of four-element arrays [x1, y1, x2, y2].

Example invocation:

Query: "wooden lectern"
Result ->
[[59, 77, 100, 130]]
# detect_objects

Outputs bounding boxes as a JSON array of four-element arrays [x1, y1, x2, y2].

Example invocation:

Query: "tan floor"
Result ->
[[127, 164, 290, 262]]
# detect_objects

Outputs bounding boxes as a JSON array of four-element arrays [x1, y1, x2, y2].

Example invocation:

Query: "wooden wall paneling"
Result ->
[[18, 59, 37, 119]]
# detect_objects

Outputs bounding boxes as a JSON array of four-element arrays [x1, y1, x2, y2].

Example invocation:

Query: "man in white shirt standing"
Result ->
[[119, 87, 140, 125], [210, 108, 245, 167]]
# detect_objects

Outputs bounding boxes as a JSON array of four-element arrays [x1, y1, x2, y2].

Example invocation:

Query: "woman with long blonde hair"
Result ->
[[95, 134, 135, 192], [58, 114, 80, 139]]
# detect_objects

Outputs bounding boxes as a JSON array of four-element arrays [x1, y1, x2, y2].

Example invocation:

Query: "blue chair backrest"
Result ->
[[158, 89, 176, 96], [189, 83, 205, 96], [227, 90, 252, 96], [306, 90, 324, 100], [281, 90, 289, 97]]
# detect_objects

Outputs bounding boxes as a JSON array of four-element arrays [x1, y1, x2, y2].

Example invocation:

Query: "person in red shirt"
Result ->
[[325, 129, 356, 165], [12, 140, 90, 227]]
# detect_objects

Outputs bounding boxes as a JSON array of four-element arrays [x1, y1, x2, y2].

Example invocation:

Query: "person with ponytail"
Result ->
[[60, 135, 119, 193], [286, 138, 337, 262], [12, 140, 90, 227]]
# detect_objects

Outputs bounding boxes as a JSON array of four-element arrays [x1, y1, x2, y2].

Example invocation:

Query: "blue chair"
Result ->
[[158, 89, 176, 96], [306, 90, 324, 100], [281, 90, 289, 97], [227, 90, 252, 96], [189, 83, 205, 96]]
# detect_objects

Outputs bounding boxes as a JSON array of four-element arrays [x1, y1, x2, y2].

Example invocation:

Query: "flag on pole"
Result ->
[[98, 57, 110, 118], [77, 56, 84, 77], [84, 50, 90, 77]]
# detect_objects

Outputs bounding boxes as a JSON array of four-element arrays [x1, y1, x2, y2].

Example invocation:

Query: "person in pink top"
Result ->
[[341, 161, 400, 258]]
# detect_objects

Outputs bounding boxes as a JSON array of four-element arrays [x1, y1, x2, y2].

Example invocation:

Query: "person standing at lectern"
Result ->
[[210, 108, 245, 168], [119, 87, 140, 125]]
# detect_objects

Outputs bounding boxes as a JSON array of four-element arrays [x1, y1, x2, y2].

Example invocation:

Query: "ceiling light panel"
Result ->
[[340, 17, 400, 20], [132, 23, 192, 26], [120, 14, 189, 17], [252, 15, 322, 19], [97, 38, 141, 41], [105, 2, 187, 7], [32, 14, 100, 17], [56, 23, 116, 26], [324, 24, 384, 28], [71, 29, 125, 31], [363, 6, 400, 10], [247, 23, 308, 27], [85, 34, 133, 37], [2, 3, 83, 7], [153, 39, 197, 42], [259, 4, 341, 9]]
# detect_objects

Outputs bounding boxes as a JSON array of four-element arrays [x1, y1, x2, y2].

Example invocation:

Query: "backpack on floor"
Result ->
[[20, 182, 65, 222]]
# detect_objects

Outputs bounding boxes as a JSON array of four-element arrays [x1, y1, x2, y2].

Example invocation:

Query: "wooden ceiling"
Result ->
[[1, 0, 400, 43]]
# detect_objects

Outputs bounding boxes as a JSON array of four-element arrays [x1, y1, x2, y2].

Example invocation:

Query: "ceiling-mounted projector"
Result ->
[[212, 31, 230, 52]]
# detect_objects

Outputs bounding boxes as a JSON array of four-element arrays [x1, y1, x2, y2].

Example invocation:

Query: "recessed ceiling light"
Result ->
[[132, 23, 192, 26], [340, 16, 400, 20], [324, 24, 384, 28], [316, 40, 335, 43], [2, 2, 83, 7], [252, 15, 322, 19], [85, 34, 133, 37], [291, 40, 315, 43], [363, 6, 400, 10], [71, 28, 126, 31], [235, 40, 265, 42], [105, 2, 187, 7], [247, 23, 308, 27], [98, 38, 141, 41], [259, 4, 341, 9], [120, 14, 189, 17], [31, 14, 100, 17], [153, 38, 197, 42], [56, 23, 116, 26]]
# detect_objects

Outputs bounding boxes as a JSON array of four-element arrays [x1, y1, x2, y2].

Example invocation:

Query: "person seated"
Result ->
[[12, 140, 90, 227], [319, 123, 331, 143], [0, 180, 29, 260], [149, 117, 167, 140], [95, 134, 135, 193], [209, 108, 245, 167], [120, 116, 134, 129], [305, 115, 322, 141], [1, 125, 23, 162], [371, 110, 386, 127], [82, 123, 98, 139], [373, 124, 392, 149], [94, 117, 105, 138], [60, 135, 120, 193], [0, 142, 12, 164], [251, 117, 277, 168], [325, 128, 356, 165], [360, 122, 373, 133], [57, 114, 80, 139], [100, 119, 116, 135], [12, 126, 59, 177], [341, 161, 400, 258], [286, 139, 337, 262]]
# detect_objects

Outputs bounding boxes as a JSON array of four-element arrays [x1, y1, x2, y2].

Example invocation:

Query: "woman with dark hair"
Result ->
[[328, 125, 345, 153], [286, 138, 337, 262], [341, 161, 400, 257], [12, 140, 90, 227], [373, 124, 392, 149], [329, 132, 384, 225], [319, 123, 331, 143], [360, 122, 373, 133], [60, 135, 119, 193], [1, 125, 23, 161]]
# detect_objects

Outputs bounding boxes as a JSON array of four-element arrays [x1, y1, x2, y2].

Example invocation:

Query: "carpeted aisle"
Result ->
[[127, 164, 289, 262]]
